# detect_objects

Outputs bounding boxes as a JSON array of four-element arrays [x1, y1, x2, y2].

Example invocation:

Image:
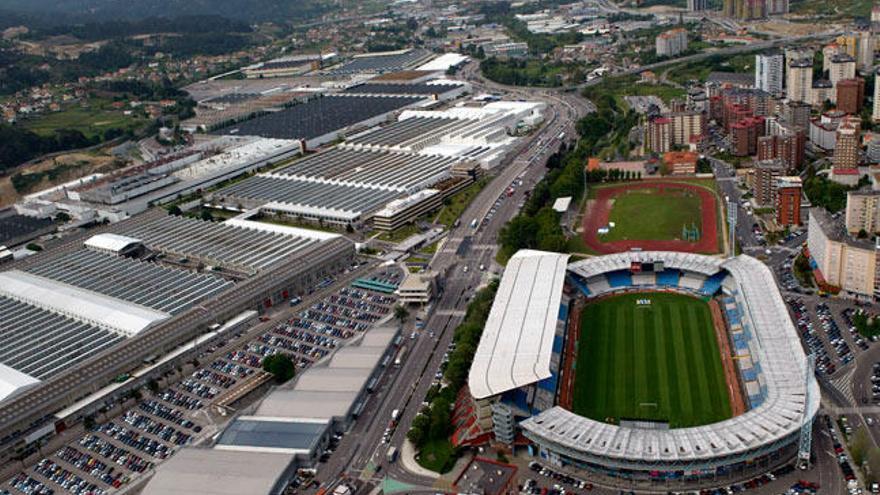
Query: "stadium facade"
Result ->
[[462, 250, 819, 483]]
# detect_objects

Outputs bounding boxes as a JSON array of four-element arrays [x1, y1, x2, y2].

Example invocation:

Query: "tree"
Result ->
[[168, 205, 182, 216], [262, 353, 295, 384], [852, 427, 871, 467], [859, 229, 869, 239], [394, 304, 410, 327], [200, 209, 214, 222]]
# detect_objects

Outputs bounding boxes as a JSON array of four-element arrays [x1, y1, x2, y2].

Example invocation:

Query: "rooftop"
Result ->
[[811, 207, 876, 249], [468, 250, 570, 400], [141, 449, 295, 495]]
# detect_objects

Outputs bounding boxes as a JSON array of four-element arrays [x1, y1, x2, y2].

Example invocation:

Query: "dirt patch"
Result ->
[[0, 152, 120, 208]]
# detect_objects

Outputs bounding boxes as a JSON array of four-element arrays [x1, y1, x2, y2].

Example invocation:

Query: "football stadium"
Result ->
[[461, 250, 819, 484]]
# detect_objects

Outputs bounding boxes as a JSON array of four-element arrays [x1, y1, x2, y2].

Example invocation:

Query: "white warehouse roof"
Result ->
[[84, 233, 143, 253], [0, 270, 169, 336], [468, 250, 570, 399], [0, 363, 40, 404]]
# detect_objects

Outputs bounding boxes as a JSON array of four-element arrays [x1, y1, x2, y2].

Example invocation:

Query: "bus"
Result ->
[[386, 446, 398, 463]]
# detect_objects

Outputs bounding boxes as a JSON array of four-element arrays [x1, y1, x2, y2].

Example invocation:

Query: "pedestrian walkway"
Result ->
[[400, 439, 440, 479], [830, 367, 856, 404]]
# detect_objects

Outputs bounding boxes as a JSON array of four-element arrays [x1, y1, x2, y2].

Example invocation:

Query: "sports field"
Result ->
[[581, 180, 721, 255], [601, 188, 702, 242], [571, 292, 732, 428]]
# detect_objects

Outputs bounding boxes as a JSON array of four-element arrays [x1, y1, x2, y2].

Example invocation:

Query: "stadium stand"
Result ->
[[523, 252, 817, 478], [606, 270, 633, 288]]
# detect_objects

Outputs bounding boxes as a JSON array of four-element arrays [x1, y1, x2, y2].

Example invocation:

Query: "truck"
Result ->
[[394, 346, 406, 366], [386, 446, 398, 463]]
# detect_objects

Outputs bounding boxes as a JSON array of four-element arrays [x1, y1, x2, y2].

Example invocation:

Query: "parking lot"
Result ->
[[0, 268, 400, 495]]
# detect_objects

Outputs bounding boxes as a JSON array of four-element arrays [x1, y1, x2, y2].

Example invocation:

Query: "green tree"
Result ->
[[168, 205, 182, 216], [262, 353, 295, 384], [852, 427, 871, 467], [394, 304, 410, 327]]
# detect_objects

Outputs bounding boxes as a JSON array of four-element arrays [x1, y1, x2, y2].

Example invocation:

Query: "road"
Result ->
[[307, 62, 589, 492]]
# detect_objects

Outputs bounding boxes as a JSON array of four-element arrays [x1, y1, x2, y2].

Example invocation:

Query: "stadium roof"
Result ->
[[141, 449, 295, 495], [521, 252, 820, 465], [469, 250, 570, 400], [0, 270, 169, 336]]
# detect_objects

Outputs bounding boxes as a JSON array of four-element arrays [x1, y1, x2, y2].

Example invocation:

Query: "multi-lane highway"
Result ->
[[306, 64, 589, 492]]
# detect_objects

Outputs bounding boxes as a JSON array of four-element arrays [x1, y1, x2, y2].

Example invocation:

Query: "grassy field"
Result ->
[[601, 188, 703, 242], [790, 0, 872, 17], [22, 98, 149, 139], [572, 293, 731, 428]]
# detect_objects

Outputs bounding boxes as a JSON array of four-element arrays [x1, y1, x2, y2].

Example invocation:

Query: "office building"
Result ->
[[670, 111, 706, 147], [873, 69, 880, 122], [811, 79, 834, 107], [783, 100, 811, 130], [646, 116, 673, 153], [837, 77, 866, 115], [830, 54, 857, 100], [834, 116, 862, 171], [752, 159, 785, 207], [656, 28, 689, 58], [756, 52, 784, 94], [808, 207, 880, 299], [688, 0, 709, 10], [757, 130, 805, 171], [776, 176, 802, 226], [846, 190, 880, 235], [731, 116, 766, 156], [858, 31, 875, 72], [786, 58, 813, 103]]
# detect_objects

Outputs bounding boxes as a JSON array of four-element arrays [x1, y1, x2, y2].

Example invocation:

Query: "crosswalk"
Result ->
[[830, 367, 856, 404]]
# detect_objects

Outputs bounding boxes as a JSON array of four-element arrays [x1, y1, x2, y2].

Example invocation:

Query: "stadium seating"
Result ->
[[586, 276, 611, 294], [679, 273, 706, 291], [567, 274, 591, 297], [631, 272, 656, 286], [655, 270, 681, 287], [606, 270, 633, 288], [699, 272, 727, 296]]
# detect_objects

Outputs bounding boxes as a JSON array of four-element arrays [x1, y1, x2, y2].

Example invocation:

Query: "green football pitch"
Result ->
[[601, 188, 703, 242], [571, 292, 732, 428]]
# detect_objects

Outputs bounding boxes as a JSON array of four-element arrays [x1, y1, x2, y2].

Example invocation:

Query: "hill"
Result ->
[[1, 0, 350, 23]]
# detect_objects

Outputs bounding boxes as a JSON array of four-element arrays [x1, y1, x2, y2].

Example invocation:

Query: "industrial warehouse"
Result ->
[[210, 100, 545, 228], [0, 207, 357, 473], [460, 250, 819, 485]]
